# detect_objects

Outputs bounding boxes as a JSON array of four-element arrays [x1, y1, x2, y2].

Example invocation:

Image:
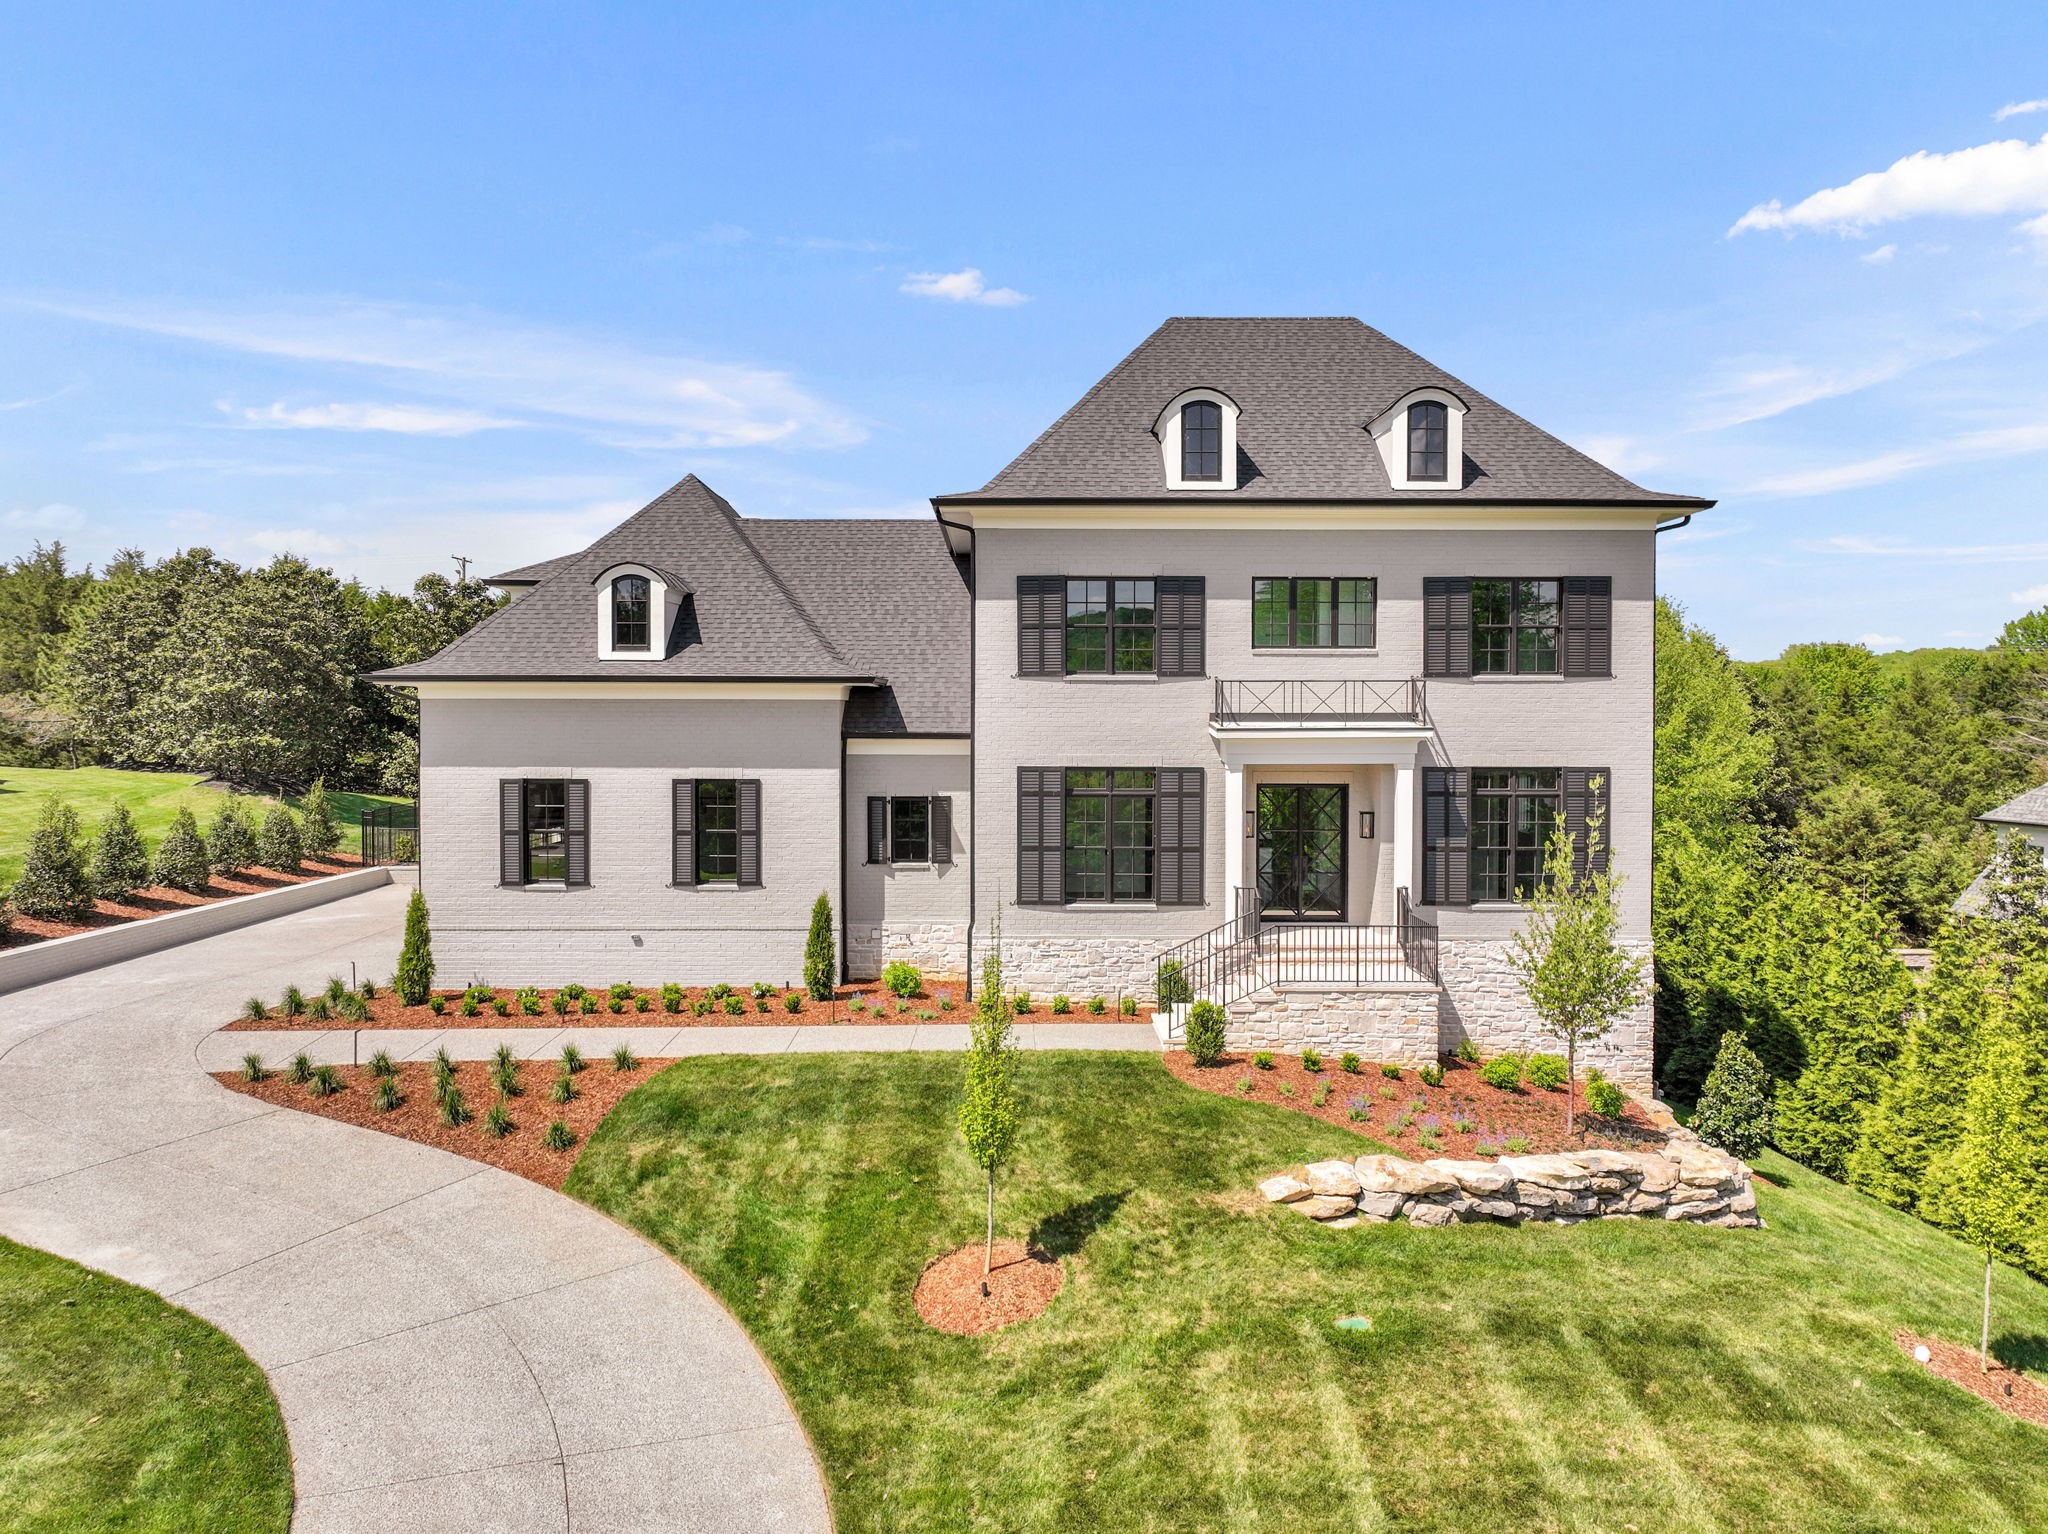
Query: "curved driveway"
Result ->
[[0, 880, 832, 1533]]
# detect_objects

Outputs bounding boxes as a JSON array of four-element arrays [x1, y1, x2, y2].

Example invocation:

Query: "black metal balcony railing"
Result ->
[[1210, 677, 1426, 727]]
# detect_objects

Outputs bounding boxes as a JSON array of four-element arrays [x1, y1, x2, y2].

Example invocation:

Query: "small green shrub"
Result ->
[[1339, 1052, 1361, 1074], [373, 1078, 401, 1113], [1087, 996, 1107, 1015], [459, 998, 480, 1018], [549, 1074, 577, 1104], [241, 996, 269, 1021], [660, 983, 684, 1013], [1051, 994, 1071, 1015], [721, 995, 744, 1016], [937, 993, 955, 1012], [1184, 1000, 1227, 1066], [602, 997, 622, 1015], [1502, 1134, 1531, 1155], [549, 993, 570, 1016], [611, 1045, 638, 1072], [1479, 1054, 1524, 1091], [1253, 1050, 1274, 1071], [1526, 1053, 1569, 1091], [751, 981, 773, 999], [1012, 991, 1031, 1015], [692, 998, 713, 1017], [520, 995, 542, 1016], [635, 994, 652, 1013], [1300, 1048, 1322, 1073], [1157, 959, 1192, 1006], [281, 985, 305, 1017], [755, 996, 772, 1013], [430, 996, 448, 1016], [708, 982, 734, 1001], [1586, 1074, 1627, 1119], [1419, 1062, 1445, 1088], [240, 1053, 268, 1082], [542, 1119, 577, 1151], [1236, 1075, 1255, 1095], [368, 1049, 397, 1079], [608, 982, 633, 1002], [286, 1053, 313, 1084], [1379, 1061, 1402, 1080], [1693, 1033, 1773, 1159], [483, 1100, 514, 1138], [560, 1044, 586, 1074], [307, 1065, 343, 1097], [440, 1087, 472, 1127], [562, 983, 587, 1000], [255, 805, 302, 872], [881, 961, 922, 999], [1119, 996, 1138, 1017], [783, 991, 804, 1013], [1455, 1038, 1481, 1064], [492, 998, 512, 1017]]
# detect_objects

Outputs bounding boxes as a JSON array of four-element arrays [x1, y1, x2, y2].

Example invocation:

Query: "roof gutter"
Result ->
[[1654, 514, 1694, 535], [932, 499, 979, 999]]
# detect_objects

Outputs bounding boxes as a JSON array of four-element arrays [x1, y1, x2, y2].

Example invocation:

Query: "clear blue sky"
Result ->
[[5, 2, 2048, 659]]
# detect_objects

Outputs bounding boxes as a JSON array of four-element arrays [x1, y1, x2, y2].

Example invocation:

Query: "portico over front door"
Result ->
[[1255, 783, 1346, 921]]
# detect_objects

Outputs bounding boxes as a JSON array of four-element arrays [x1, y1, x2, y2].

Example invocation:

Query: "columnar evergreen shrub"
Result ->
[[395, 889, 434, 1005], [87, 802, 150, 900], [1692, 1033, 1773, 1160], [1184, 999, 1227, 1066], [299, 777, 341, 859], [10, 798, 94, 919], [255, 805, 302, 871], [207, 798, 258, 876], [804, 892, 836, 1001]]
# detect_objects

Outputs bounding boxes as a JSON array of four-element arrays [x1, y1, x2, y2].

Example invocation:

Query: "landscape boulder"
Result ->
[[1355, 1154, 1458, 1195]]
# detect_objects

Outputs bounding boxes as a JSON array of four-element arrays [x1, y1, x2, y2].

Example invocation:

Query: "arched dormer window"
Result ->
[[1407, 401, 1448, 482], [1180, 400, 1222, 482], [611, 575, 651, 651]]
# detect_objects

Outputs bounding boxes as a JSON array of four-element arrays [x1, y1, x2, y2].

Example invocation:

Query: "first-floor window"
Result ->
[[1470, 769, 1560, 901], [1064, 769, 1156, 902], [1425, 766, 1603, 906], [524, 779, 567, 882], [890, 796, 930, 863], [1019, 766, 1202, 907], [695, 779, 739, 882]]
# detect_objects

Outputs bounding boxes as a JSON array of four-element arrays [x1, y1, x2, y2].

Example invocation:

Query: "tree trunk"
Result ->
[[1566, 1039, 1577, 1138], [984, 1167, 996, 1275], [1981, 1249, 1993, 1373]]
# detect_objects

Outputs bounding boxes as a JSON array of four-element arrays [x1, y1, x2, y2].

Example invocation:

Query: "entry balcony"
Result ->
[[1210, 677, 1427, 731]]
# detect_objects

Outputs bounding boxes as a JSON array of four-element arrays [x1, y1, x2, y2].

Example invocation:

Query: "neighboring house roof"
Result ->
[[1981, 782, 2048, 830], [937, 316, 1711, 507], [374, 475, 969, 735], [485, 553, 576, 585]]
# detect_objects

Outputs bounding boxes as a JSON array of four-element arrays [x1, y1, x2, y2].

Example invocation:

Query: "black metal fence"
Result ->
[[360, 801, 420, 865]]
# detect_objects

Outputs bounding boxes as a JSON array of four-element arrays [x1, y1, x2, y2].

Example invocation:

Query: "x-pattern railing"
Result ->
[[1211, 677, 1425, 726]]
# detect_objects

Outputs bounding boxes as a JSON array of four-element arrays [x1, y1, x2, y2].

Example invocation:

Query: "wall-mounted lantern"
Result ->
[[1243, 809, 1256, 839], [1359, 810, 1376, 840]]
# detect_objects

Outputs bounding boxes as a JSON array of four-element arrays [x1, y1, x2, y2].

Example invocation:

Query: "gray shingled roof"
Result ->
[[375, 476, 968, 735], [1982, 782, 2048, 829], [939, 316, 1710, 507], [485, 553, 576, 585]]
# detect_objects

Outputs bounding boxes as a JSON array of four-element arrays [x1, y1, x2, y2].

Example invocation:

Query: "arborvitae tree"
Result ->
[[10, 798, 94, 919], [395, 888, 434, 1005], [1691, 1032, 1773, 1160], [86, 801, 149, 901], [300, 778, 342, 860], [207, 797, 258, 876], [1848, 921, 1993, 1210], [804, 892, 836, 1001], [150, 807, 211, 892], [1976, 828, 2048, 957], [959, 908, 1019, 1274], [255, 804, 302, 872]]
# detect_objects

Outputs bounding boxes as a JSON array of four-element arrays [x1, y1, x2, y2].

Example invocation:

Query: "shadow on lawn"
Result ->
[[1994, 1332, 2048, 1376], [1031, 1189, 1130, 1258]]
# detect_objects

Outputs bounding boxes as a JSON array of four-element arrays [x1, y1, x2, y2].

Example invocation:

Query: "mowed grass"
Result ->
[[570, 1051, 2048, 1534], [0, 1237, 292, 1533], [0, 766, 404, 886]]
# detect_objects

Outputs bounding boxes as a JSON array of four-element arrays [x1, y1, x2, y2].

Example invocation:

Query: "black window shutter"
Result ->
[[1563, 577, 1612, 677], [672, 778, 696, 886], [1563, 769, 1611, 881], [1016, 576, 1063, 676], [1155, 768, 1205, 905], [867, 796, 889, 864], [564, 779, 590, 888], [1017, 768, 1062, 905], [499, 779, 525, 886], [1422, 767, 1471, 905], [930, 796, 954, 865], [1155, 576, 1206, 677], [1423, 578, 1472, 677], [737, 779, 762, 887]]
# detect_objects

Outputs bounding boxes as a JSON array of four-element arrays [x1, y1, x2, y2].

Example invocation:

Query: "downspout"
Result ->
[[839, 730, 850, 987], [934, 502, 977, 1000], [1653, 514, 1692, 535]]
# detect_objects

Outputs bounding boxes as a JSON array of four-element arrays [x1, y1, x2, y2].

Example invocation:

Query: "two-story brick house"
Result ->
[[375, 317, 1708, 1086]]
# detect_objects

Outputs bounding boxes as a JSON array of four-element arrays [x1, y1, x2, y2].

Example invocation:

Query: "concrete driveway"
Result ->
[[0, 879, 833, 1534]]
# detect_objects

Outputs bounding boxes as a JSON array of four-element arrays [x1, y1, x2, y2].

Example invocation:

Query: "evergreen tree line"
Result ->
[[1655, 597, 2048, 1277], [0, 542, 501, 793]]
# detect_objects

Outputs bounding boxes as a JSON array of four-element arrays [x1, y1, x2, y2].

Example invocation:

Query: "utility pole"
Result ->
[[452, 555, 471, 582]]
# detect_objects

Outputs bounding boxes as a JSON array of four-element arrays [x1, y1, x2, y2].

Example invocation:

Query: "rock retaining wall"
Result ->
[[1255, 1129, 1759, 1230]]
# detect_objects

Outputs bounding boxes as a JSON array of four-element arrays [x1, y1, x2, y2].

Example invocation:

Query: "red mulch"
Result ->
[[1162, 1050, 1667, 1160], [214, 1054, 660, 1191], [2, 855, 366, 948], [913, 1241, 1065, 1336], [222, 981, 1151, 1031], [1897, 1331, 2048, 1429]]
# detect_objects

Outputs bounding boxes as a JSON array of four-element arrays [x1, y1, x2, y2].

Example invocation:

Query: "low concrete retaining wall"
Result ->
[[0, 865, 398, 995]]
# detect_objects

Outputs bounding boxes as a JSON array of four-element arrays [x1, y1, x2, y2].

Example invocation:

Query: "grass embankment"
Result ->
[[571, 1051, 2048, 1534], [0, 766, 403, 885], [0, 1237, 292, 1533]]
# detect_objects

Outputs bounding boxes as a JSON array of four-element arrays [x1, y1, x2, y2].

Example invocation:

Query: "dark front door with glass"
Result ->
[[1256, 784, 1346, 921]]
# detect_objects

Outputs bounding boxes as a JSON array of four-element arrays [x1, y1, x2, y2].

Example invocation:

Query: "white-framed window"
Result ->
[[593, 562, 685, 660], [1153, 388, 1240, 491], [1367, 387, 1467, 490]]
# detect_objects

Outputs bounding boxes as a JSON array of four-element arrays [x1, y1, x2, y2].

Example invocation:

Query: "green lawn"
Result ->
[[0, 1237, 292, 1533], [570, 1051, 2048, 1534], [0, 766, 405, 887]]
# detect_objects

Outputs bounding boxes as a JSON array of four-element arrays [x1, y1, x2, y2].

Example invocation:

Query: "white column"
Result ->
[[1392, 751, 1417, 905], [1222, 759, 1244, 920]]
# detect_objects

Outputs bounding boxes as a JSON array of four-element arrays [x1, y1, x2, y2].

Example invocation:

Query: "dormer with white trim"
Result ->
[[1153, 387, 1240, 491], [593, 561, 688, 660], [1367, 386, 1468, 491]]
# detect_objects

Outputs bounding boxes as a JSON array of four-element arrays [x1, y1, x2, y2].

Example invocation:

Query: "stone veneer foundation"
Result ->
[[1223, 985, 1442, 1066], [848, 921, 970, 982], [1434, 937, 1654, 1088]]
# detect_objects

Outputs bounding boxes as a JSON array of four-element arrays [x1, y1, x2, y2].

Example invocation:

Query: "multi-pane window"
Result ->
[[1471, 769, 1560, 900], [1063, 769, 1156, 902], [1064, 578, 1155, 674], [612, 575, 651, 651], [524, 779, 567, 882], [1252, 577, 1376, 648], [1472, 578, 1561, 674], [694, 779, 739, 883], [1408, 401, 1448, 481], [889, 796, 930, 863], [1181, 400, 1222, 481]]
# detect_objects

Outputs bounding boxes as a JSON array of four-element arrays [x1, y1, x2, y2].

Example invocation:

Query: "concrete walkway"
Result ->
[[0, 881, 833, 1533]]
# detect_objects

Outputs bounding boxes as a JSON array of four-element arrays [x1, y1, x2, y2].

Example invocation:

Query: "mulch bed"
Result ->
[[214, 1054, 661, 1191], [222, 981, 1151, 1031], [1163, 1050, 1667, 1160], [2, 855, 367, 949], [1897, 1331, 2048, 1429], [913, 1241, 1065, 1335]]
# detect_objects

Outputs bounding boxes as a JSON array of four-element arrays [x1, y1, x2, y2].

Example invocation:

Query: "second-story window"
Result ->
[[1407, 401, 1448, 482], [1180, 400, 1222, 482], [1473, 578, 1560, 674], [1065, 578, 1155, 674], [1253, 577, 1376, 648], [612, 575, 652, 652]]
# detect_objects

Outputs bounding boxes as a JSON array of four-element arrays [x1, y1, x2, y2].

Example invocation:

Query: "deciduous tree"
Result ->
[[959, 910, 1020, 1274]]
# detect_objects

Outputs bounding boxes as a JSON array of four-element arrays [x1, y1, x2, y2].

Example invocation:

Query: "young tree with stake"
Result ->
[[959, 908, 1019, 1277], [1506, 782, 1648, 1136]]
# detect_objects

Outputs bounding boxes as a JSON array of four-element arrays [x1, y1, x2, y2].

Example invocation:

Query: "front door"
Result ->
[[1256, 784, 1347, 921]]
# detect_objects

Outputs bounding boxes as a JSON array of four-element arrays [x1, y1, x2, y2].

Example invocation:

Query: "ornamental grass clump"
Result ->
[[1184, 1000, 1227, 1067], [242, 997, 268, 1022], [483, 1100, 514, 1139], [542, 1119, 577, 1151], [241, 1053, 268, 1083], [440, 1087, 472, 1127], [373, 1078, 402, 1113], [611, 1045, 638, 1072], [286, 1053, 313, 1085], [559, 1044, 585, 1075], [281, 984, 306, 1017], [368, 1049, 397, 1079], [493, 1059, 522, 1097], [307, 1065, 343, 1097], [549, 1073, 577, 1105]]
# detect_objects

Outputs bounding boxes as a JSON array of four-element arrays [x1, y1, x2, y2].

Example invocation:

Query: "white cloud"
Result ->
[[2012, 582, 2048, 605], [1730, 131, 2048, 239], [1858, 632, 1906, 649], [900, 268, 1028, 307], [233, 401, 519, 435], [34, 296, 866, 451], [1689, 342, 1979, 431], [1572, 433, 1662, 475], [1801, 535, 2048, 562], [1995, 99, 2048, 122], [1746, 417, 2048, 496], [0, 384, 79, 412], [1859, 243, 1898, 264], [239, 526, 353, 557], [1, 502, 85, 531]]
